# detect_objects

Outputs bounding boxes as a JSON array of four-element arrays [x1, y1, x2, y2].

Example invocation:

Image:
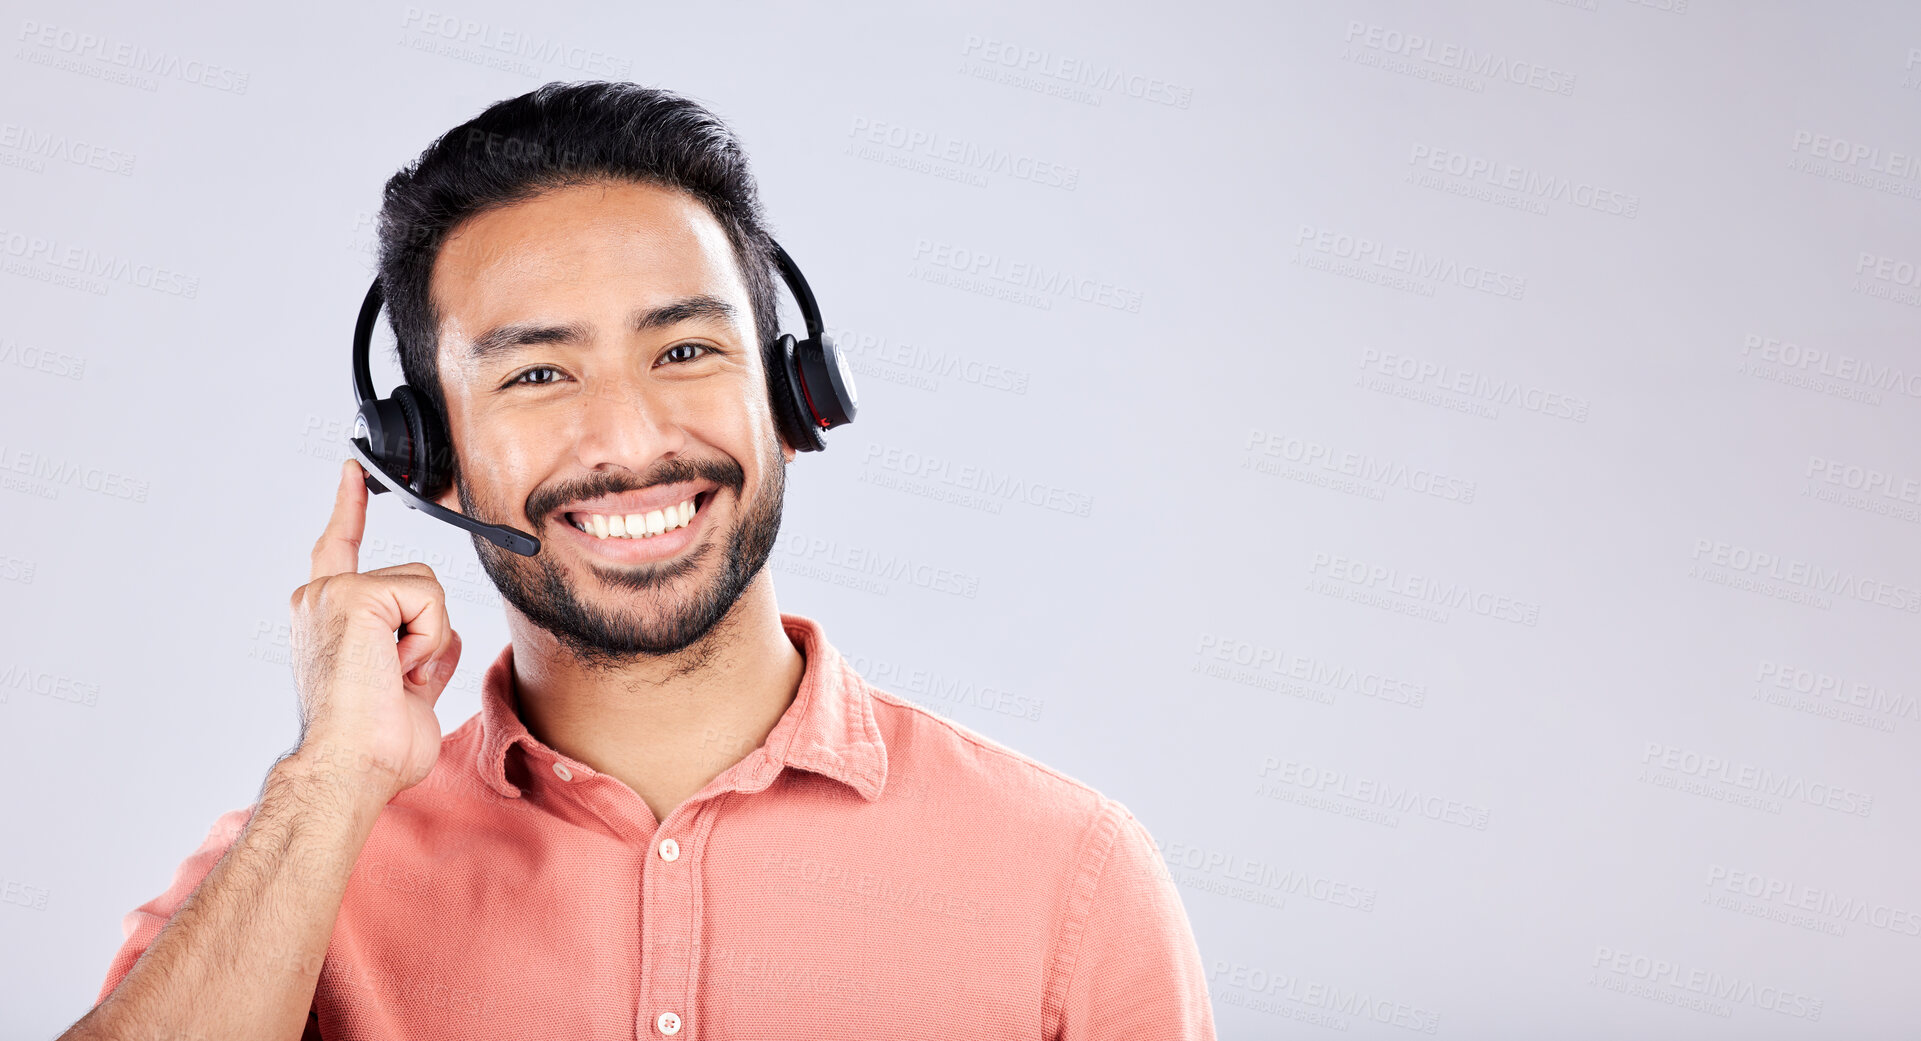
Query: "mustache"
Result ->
[[524, 456, 745, 522]]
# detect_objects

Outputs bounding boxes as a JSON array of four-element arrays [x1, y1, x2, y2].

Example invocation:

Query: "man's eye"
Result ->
[[506, 366, 564, 387], [505, 345, 711, 388], [661, 343, 715, 365]]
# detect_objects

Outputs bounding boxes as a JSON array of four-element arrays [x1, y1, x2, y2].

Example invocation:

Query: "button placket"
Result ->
[[639, 803, 708, 1041]]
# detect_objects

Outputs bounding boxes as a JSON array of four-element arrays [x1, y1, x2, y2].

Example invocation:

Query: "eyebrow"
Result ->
[[465, 295, 741, 362]]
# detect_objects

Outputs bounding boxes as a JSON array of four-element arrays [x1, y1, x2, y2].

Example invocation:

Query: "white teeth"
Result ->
[[569, 495, 700, 540]]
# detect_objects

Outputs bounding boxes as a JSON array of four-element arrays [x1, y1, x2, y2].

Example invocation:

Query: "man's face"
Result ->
[[426, 178, 795, 667]]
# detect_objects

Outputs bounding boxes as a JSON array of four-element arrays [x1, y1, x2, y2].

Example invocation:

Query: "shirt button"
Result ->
[[552, 762, 573, 781], [658, 837, 680, 862], [656, 1010, 682, 1034]]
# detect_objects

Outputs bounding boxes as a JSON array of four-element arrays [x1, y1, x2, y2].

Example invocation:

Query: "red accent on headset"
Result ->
[[797, 364, 827, 428]]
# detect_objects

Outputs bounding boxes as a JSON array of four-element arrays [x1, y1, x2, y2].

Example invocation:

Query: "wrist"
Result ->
[[273, 742, 404, 809]]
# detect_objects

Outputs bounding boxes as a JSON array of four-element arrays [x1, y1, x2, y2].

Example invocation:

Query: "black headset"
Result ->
[[348, 241, 858, 557]]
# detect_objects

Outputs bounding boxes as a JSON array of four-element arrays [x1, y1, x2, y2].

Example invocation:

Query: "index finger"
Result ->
[[311, 458, 369, 581]]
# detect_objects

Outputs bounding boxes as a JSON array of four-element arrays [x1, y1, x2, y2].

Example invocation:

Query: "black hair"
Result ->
[[374, 80, 786, 464]]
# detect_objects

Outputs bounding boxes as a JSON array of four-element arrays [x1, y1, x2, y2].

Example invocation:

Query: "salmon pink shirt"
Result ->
[[96, 612, 1217, 1039]]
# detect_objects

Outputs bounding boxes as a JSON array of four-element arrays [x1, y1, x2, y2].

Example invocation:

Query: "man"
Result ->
[[64, 81, 1215, 1040]]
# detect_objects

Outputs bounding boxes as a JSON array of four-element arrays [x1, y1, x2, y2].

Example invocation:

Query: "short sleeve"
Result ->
[[95, 805, 257, 1005], [1054, 802, 1217, 1040]]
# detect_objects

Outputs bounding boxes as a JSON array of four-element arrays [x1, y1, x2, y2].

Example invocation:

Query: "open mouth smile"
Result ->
[[553, 488, 717, 562]]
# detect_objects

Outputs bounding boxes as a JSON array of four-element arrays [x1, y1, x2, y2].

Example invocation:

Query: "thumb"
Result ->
[[417, 630, 463, 705]]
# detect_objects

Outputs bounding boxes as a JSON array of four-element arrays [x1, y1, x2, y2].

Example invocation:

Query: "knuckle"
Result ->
[[401, 569, 447, 599], [312, 574, 357, 612]]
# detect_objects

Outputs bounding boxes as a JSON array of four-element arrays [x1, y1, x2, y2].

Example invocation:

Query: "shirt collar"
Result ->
[[473, 611, 888, 803]]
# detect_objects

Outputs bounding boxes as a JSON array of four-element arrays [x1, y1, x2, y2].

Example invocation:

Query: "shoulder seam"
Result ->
[[1040, 797, 1128, 1039]]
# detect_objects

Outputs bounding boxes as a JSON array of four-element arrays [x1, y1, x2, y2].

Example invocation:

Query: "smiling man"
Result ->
[[69, 82, 1215, 1041]]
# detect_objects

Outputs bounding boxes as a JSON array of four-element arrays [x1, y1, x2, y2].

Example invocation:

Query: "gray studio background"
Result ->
[[4, 1, 1920, 1037]]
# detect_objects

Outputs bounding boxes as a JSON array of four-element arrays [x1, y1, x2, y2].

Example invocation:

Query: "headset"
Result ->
[[348, 241, 858, 556]]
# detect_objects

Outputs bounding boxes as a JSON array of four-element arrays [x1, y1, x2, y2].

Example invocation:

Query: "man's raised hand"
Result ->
[[284, 459, 463, 803]]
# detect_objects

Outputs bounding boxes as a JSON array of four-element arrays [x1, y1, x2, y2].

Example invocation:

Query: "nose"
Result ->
[[568, 374, 686, 473]]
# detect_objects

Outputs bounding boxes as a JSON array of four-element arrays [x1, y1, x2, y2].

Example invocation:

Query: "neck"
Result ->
[[503, 575, 804, 825]]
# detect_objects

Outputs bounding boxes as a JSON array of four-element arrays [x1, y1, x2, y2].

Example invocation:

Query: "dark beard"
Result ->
[[457, 438, 787, 671]]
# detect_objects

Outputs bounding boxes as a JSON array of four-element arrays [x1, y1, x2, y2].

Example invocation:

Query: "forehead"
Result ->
[[429, 179, 749, 353]]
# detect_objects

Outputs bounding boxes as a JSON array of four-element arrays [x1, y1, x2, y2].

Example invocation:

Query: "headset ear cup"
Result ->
[[787, 333, 856, 444], [357, 397, 412, 493], [355, 400, 389, 494], [391, 385, 450, 498], [770, 333, 825, 453], [811, 332, 857, 425]]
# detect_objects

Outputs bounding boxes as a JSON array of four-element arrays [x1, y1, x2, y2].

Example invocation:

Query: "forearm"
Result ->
[[64, 753, 389, 1041]]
